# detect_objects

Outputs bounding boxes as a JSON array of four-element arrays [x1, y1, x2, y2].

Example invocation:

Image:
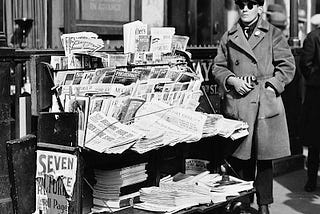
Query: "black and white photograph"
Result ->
[[2, 0, 319, 214]]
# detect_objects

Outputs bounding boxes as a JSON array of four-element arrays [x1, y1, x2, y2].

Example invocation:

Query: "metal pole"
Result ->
[[288, 0, 300, 47]]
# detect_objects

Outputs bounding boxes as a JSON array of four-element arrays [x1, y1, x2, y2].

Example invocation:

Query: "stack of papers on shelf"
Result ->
[[91, 163, 148, 212], [160, 171, 254, 205], [137, 186, 211, 208], [130, 101, 207, 153], [159, 171, 212, 195], [202, 113, 249, 140], [128, 125, 166, 153], [134, 170, 254, 213], [198, 174, 254, 204], [84, 112, 143, 153]]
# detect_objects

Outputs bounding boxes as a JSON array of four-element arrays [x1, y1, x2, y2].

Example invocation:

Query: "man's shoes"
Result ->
[[304, 180, 317, 192], [258, 205, 270, 214]]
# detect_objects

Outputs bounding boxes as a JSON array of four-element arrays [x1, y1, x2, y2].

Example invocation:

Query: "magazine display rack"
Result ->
[[18, 28, 253, 214]]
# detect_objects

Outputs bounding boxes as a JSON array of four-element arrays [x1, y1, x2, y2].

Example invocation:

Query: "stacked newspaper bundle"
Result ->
[[202, 113, 249, 140], [158, 171, 254, 205], [92, 163, 148, 212], [135, 186, 211, 212], [128, 126, 166, 154], [85, 112, 144, 153], [130, 101, 207, 153], [198, 173, 254, 204]]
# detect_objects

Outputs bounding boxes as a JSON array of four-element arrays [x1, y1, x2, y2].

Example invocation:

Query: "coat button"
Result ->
[[235, 60, 239, 65]]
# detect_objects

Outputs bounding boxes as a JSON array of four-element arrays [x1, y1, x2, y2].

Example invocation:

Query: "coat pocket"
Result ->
[[222, 92, 238, 119], [258, 89, 282, 119]]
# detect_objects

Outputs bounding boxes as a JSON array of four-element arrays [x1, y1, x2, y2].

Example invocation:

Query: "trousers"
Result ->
[[228, 156, 273, 205], [306, 146, 320, 183]]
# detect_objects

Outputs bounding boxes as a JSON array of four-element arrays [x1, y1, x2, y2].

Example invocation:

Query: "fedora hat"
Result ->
[[267, 4, 285, 13], [268, 12, 287, 28], [311, 14, 320, 27], [298, 9, 306, 23], [266, 4, 287, 28]]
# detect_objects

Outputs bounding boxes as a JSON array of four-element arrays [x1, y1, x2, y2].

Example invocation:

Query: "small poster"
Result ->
[[35, 150, 78, 214]]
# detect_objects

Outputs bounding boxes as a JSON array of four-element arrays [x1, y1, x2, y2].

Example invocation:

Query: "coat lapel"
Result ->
[[248, 18, 269, 50], [228, 23, 257, 63], [228, 17, 270, 63]]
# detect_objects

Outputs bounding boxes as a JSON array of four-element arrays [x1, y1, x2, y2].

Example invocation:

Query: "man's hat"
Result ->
[[311, 14, 320, 27], [266, 4, 287, 29], [298, 9, 307, 23], [268, 12, 287, 28], [235, 0, 264, 6], [267, 4, 285, 13]]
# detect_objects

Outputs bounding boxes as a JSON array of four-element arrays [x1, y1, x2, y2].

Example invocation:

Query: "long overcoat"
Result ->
[[212, 17, 296, 160], [299, 27, 320, 149]]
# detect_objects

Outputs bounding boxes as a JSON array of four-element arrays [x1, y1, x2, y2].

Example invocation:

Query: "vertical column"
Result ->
[[0, 0, 6, 46], [288, 0, 300, 47], [0, 0, 15, 212]]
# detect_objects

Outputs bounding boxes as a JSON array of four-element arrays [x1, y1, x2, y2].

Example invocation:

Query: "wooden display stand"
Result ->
[[6, 112, 254, 214]]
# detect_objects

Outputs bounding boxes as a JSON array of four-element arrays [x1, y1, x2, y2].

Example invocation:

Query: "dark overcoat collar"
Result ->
[[228, 16, 270, 63]]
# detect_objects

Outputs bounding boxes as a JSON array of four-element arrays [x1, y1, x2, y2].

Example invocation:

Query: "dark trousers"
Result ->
[[228, 157, 273, 205], [306, 146, 320, 183]]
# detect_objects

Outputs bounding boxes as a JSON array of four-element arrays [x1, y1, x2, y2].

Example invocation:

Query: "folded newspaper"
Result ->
[[202, 113, 249, 140], [84, 112, 143, 153], [61, 32, 104, 56], [134, 171, 253, 213]]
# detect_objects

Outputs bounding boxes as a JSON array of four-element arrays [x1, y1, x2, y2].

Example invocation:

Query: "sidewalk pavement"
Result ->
[[248, 147, 320, 214], [268, 168, 320, 214]]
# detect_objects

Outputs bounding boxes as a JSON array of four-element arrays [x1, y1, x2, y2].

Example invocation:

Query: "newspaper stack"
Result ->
[[202, 113, 224, 137], [135, 172, 212, 212], [130, 101, 207, 153], [199, 173, 254, 204], [159, 171, 254, 204], [202, 113, 249, 140], [128, 126, 166, 154], [92, 163, 148, 211], [85, 112, 143, 153], [61, 32, 104, 56], [137, 186, 211, 209]]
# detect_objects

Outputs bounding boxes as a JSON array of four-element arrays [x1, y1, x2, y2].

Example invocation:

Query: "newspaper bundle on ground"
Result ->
[[91, 163, 147, 212]]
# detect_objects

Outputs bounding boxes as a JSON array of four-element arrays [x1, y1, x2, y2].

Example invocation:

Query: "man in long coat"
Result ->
[[212, 0, 295, 213], [300, 14, 320, 192]]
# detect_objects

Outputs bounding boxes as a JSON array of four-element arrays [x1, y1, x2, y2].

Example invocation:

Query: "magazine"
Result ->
[[123, 20, 148, 53], [171, 35, 189, 51]]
